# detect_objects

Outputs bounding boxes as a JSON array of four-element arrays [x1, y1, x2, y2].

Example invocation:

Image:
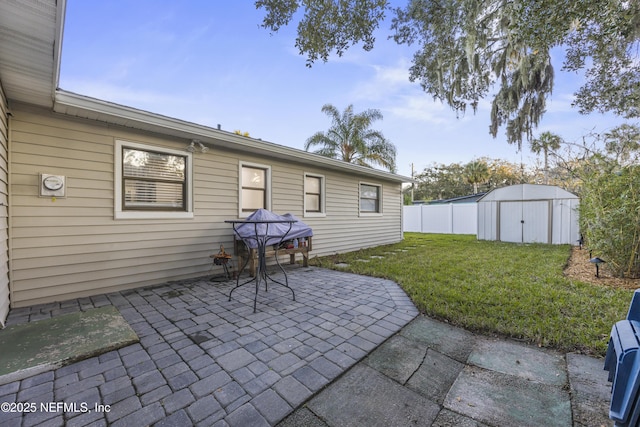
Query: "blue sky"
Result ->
[[59, 1, 628, 178]]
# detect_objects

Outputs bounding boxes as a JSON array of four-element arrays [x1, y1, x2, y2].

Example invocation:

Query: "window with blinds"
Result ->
[[122, 147, 187, 210]]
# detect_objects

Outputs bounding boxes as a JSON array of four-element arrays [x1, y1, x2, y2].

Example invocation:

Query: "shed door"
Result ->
[[499, 201, 550, 243]]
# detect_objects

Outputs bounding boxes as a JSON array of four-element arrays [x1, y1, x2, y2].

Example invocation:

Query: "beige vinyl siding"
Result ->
[[0, 84, 9, 326], [306, 175, 402, 254], [9, 105, 229, 306], [9, 103, 403, 307], [271, 163, 402, 255]]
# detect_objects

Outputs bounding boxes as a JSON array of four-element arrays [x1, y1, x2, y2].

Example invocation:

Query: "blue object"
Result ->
[[605, 320, 640, 425], [605, 290, 640, 426], [627, 290, 640, 322]]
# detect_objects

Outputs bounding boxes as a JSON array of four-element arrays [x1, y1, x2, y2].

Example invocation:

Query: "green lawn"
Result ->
[[308, 233, 633, 357]]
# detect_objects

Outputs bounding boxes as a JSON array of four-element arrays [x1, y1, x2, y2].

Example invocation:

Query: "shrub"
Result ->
[[578, 125, 640, 278]]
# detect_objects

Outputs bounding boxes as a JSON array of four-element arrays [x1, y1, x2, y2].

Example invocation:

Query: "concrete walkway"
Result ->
[[280, 316, 612, 427], [0, 267, 612, 426]]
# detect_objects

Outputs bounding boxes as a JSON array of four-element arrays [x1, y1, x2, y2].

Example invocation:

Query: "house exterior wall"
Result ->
[[0, 83, 9, 326], [8, 104, 403, 307]]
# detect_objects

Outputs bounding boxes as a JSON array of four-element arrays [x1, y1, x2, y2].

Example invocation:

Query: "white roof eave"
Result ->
[[0, 0, 66, 108], [51, 0, 67, 103]]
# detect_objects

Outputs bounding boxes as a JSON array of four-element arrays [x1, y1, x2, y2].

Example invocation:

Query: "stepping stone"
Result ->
[[309, 365, 440, 426], [444, 366, 571, 427]]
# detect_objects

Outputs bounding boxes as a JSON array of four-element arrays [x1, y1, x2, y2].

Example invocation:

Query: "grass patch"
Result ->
[[309, 233, 632, 357]]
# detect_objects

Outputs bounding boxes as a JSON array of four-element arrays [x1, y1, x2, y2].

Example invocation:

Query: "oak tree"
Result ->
[[256, 0, 640, 148]]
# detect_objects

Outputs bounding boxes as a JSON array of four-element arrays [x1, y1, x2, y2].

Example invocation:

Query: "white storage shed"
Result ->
[[477, 184, 580, 244]]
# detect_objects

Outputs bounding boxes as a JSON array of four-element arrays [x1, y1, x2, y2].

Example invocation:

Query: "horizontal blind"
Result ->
[[123, 148, 186, 210]]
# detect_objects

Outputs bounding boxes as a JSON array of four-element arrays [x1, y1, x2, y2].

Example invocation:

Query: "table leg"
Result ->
[[263, 248, 294, 300], [227, 221, 296, 312], [228, 240, 255, 303]]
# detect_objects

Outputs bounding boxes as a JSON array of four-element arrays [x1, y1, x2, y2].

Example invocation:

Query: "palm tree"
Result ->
[[530, 131, 562, 184], [305, 104, 397, 172], [464, 160, 489, 194]]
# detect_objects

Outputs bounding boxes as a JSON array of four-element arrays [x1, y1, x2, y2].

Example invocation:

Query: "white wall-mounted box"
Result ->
[[39, 174, 66, 198]]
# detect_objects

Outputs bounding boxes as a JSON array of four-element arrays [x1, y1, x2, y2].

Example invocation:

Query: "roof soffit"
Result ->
[[0, 0, 64, 107]]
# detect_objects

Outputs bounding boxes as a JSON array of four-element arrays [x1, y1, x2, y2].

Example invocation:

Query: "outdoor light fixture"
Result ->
[[197, 141, 209, 153], [186, 140, 209, 153], [590, 257, 606, 278]]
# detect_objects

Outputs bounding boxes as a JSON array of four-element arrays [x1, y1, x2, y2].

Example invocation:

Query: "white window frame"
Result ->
[[304, 173, 326, 218], [239, 161, 271, 217], [114, 140, 193, 220], [359, 181, 383, 216]]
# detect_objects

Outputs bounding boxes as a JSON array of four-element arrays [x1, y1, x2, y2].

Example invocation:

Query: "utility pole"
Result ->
[[410, 163, 415, 203]]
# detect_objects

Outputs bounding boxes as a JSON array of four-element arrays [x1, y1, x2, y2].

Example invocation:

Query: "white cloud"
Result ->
[[386, 94, 452, 125], [348, 59, 499, 128], [349, 60, 413, 101]]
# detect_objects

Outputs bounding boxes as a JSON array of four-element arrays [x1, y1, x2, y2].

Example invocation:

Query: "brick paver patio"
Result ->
[[0, 266, 418, 426]]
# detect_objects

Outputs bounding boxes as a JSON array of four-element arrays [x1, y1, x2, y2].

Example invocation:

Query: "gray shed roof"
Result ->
[[428, 193, 487, 204], [477, 184, 579, 202]]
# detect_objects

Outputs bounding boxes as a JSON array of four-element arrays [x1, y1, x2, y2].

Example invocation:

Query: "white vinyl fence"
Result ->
[[403, 204, 477, 234]]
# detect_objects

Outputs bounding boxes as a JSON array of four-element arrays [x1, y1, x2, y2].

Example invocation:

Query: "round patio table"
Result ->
[[225, 219, 297, 312]]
